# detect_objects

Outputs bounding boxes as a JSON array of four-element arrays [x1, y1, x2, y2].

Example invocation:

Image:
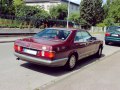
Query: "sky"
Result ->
[[70, 0, 107, 4]]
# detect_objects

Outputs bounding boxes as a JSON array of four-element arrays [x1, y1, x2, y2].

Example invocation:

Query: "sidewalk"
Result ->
[[0, 36, 30, 43], [41, 51, 120, 90]]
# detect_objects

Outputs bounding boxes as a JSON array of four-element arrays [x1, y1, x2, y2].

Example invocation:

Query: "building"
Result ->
[[24, 0, 80, 14]]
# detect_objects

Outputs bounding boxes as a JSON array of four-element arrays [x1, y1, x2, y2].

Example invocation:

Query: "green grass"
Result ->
[[0, 18, 22, 28]]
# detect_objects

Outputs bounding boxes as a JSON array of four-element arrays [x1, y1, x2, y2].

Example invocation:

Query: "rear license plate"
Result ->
[[24, 49, 37, 55], [111, 34, 118, 37]]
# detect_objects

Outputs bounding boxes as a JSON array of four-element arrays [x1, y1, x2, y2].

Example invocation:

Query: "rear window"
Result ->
[[34, 29, 71, 40], [107, 26, 120, 32]]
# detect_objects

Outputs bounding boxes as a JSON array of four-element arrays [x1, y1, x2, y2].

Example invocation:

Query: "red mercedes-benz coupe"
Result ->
[[14, 28, 103, 70]]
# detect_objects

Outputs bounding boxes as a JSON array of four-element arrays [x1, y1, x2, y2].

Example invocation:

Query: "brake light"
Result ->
[[37, 51, 55, 59], [105, 33, 110, 36], [14, 45, 23, 52], [45, 51, 55, 59]]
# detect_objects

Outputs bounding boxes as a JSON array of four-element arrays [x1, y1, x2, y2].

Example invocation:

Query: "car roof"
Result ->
[[108, 26, 120, 28], [45, 27, 86, 31]]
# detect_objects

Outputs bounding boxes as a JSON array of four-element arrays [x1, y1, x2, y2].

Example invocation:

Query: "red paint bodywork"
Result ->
[[14, 28, 103, 66]]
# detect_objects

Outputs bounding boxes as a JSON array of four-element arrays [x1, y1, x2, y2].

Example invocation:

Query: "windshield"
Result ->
[[34, 29, 71, 40], [107, 26, 120, 32]]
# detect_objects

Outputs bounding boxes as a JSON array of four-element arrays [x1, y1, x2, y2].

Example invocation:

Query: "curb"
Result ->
[[0, 41, 15, 43], [0, 35, 32, 43], [0, 34, 34, 37]]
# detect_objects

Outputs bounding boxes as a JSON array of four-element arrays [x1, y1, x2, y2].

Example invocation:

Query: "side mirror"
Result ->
[[91, 37, 97, 40]]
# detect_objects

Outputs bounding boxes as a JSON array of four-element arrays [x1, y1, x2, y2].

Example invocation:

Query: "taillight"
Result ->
[[105, 32, 110, 36], [45, 51, 55, 59], [14, 45, 18, 51], [14, 45, 23, 52], [37, 51, 55, 59]]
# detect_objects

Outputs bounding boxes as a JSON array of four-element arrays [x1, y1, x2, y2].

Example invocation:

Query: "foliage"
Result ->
[[0, 18, 21, 28], [69, 12, 80, 24], [80, 0, 104, 28], [101, 0, 120, 26], [15, 5, 50, 19], [33, 9, 50, 28], [49, 4, 67, 20], [96, 23, 106, 27], [104, 18, 115, 26], [1, 0, 13, 6], [103, 4, 109, 19], [34, 10, 50, 20], [13, 0, 24, 6], [108, 0, 120, 23], [0, 0, 14, 15], [15, 5, 39, 20], [14, 5, 50, 28], [97, 18, 115, 27]]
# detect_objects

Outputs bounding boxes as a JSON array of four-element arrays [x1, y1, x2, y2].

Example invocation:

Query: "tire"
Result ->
[[65, 55, 77, 71], [105, 41, 109, 45], [95, 46, 102, 58]]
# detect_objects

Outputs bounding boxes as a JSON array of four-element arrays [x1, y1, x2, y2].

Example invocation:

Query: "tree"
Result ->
[[0, 0, 14, 15], [13, 0, 24, 6], [69, 12, 80, 24], [15, 5, 49, 20], [13, 0, 24, 18], [15, 5, 50, 28], [34, 10, 50, 20], [49, 4, 67, 20], [100, 0, 120, 26], [107, 0, 120, 23], [102, 0, 114, 19], [103, 4, 109, 19], [80, 0, 104, 28], [33, 9, 50, 28], [15, 5, 39, 19]]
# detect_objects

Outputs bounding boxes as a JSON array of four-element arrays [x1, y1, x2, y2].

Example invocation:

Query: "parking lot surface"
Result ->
[[0, 34, 120, 90], [44, 51, 120, 90]]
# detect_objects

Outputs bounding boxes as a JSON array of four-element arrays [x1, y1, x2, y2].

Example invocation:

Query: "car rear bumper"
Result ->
[[105, 37, 120, 43], [14, 52, 68, 67]]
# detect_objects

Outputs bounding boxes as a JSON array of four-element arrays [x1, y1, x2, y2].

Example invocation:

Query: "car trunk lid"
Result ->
[[15, 37, 64, 50], [14, 37, 65, 60]]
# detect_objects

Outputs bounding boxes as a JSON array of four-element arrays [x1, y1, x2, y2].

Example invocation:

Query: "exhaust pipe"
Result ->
[[16, 58, 20, 60]]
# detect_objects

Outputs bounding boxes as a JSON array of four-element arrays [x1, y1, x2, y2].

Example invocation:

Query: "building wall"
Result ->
[[61, 1, 79, 14], [26, 2, 61, 12], [26, 1, 79, 14]]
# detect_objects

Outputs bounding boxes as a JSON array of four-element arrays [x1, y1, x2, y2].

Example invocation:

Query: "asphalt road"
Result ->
[[0, 34, 120, 90]]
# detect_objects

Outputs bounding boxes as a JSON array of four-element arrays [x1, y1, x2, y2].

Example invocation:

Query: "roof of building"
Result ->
[[24, 0, 80, 6]]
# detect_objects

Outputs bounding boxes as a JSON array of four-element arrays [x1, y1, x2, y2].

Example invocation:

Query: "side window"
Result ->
[[81, 31, 91, 42], [74, 31, 84, 42]]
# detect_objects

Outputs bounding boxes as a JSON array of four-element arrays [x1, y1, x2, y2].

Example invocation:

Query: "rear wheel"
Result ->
[[95, 46, 102, 58], [65, 55, 77, 70], [105, 41, 109, 45]]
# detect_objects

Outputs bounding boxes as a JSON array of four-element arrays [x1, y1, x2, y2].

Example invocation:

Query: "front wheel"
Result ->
[[65, 55, 77, 71]]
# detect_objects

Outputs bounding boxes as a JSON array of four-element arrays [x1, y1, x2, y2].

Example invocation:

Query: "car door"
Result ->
[[81, 31, 96, 56], [73, 31, 87, 60]]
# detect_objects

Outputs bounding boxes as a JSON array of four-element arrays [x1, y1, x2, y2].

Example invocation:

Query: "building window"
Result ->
[[71, 5, 73, 10], [41, 5, 44, 9]]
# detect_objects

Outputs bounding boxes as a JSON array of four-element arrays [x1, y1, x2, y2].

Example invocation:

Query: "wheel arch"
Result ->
[[68, 50, 78, 61], [99, 44, 103, 49]]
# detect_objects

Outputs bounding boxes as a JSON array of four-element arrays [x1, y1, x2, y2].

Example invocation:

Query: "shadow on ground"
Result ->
[[21, 54, 105, 77], [106, 43, 120, 47]]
